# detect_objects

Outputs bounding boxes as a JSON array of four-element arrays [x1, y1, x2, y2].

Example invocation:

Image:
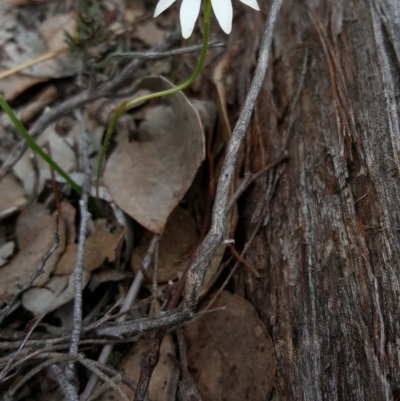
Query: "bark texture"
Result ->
[[238, 0, 400, 400]]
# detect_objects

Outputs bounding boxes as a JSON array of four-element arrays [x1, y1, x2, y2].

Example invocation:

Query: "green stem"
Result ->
[[126, 0, 211, 109], [95, 0, 212, 196], [0, 95, 82, 196], [95, 100, 127, 198]]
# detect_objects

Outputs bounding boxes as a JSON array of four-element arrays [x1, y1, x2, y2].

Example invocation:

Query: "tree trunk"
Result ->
[[238, 0, 400, 400]]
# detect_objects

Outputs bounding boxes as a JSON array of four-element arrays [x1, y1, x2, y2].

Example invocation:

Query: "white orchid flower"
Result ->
[[153, 0, 260, 39]]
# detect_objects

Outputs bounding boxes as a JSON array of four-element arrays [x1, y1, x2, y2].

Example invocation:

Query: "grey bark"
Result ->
[[239, 0, 400, 400]]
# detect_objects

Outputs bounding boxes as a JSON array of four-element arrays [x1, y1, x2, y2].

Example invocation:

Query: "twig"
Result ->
[[0, 314, 45, 381], [205, 216, 264, 311], [206, 154, 285, 311], [91, 40, 225, 67], [0, 299, 152, 354], [5, 353, 131, 401], [78, 356, 130, 401], [0, 334, 137, 382], [176, 328, 203, 401], [88, 364, 137, 396], [151, 238, 160, 312], [6, 356, 74, 401], [94, 308, 189, 337], [226, 152, 289, 212], [87, 374, 123, 401], [0, 48, 66, 80], [0, 216, 60, 319], [52, 364, 79, 401], [227, 243, 260, 278], [183, 0, 283, 312], [132, 245, 201, 401], [80, 235, 160, 400], [65, 110, 92, 389], [102, 6, 283, 396]]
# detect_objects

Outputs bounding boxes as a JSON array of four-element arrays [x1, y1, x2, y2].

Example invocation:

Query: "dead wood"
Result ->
[[240, 1, 400, 400]]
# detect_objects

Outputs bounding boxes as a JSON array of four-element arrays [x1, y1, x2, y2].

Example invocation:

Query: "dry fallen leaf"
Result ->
[[88, 269, 134, 292], [184, 291, 275, 401], [132, 206, 199, 282], [41, 13, 75, 54], [19, 85, 57, 124], [0, 12, 78, 100], [99, 334, 178, 401], [0, 203, 65, 302], [0, 173, 28, 218], [0, 74, 47, 101], [61, 202, 77, 246], [55, 220, 120, 275], [134, 21, 166, 46], [104, 77, 206, 233], [21, 270, 91, 315], [123, 2, 146, 24], [13, 112, 103, 197], [0, 242, 15, 267], [13, 123, 77, 196]]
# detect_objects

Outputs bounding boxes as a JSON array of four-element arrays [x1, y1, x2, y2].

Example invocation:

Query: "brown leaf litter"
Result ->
[[104, 77, 206, 233], [0, 203, 65, 303], [131, 206, 199, 283], [99, 335, 178, 401], [0, 10, 78, 100], [184, 291, 275, 401]]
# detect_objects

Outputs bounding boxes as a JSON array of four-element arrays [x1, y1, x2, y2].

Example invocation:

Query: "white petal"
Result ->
[[180, 0, 201, 39], [238, 0, 260, 10], [211, 0, 233, 34], [154, 0, 176, 17]]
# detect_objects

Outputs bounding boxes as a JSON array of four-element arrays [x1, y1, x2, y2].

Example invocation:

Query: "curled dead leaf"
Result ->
[[55, 220, 120, 275], [0, 204, 65, 302], [104, 77, 206, 233], [22, 270, 91, 315], [0, 173, 28, 218]]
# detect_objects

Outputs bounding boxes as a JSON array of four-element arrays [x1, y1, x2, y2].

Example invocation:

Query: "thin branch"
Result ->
[[80, 235, 160, 400], [0, 314, 45, 381], [78, 356, 130, 401], [205, 216, 265, 311], [52, 364, 79, 401], [91, 40, 225, 67], [0, 48, 66, 79], [87, 375, 122, 401], [94, 308, 189, 337], [151, 237, 160, 312], [5, 353, 131, 401], [226, 152, 289, 212], [183, 0, 283, 312], [176, 328, 203, 401], [6, 356, 73, 401], [65, 109, 92, 388]]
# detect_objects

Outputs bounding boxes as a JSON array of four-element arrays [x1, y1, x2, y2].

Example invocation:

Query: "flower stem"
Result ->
[[96, 0, 212, 197]]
